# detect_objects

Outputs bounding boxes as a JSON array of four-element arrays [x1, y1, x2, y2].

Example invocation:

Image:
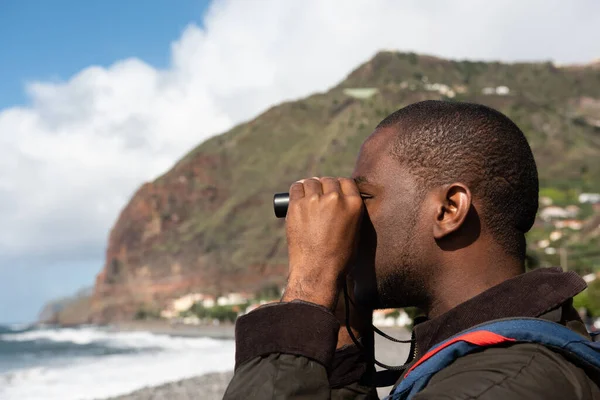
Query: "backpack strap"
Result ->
[[388, 318, 600, 400], [404, 329, 515, 377]]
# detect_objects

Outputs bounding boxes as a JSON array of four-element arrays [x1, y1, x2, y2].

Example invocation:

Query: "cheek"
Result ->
[[372, 202, 419, 260], [369, 200, 403, 238], [363, 207, 395, 263]]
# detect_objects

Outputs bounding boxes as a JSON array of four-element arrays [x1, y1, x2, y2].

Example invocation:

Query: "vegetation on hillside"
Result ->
[[574, 281, 600, 318]]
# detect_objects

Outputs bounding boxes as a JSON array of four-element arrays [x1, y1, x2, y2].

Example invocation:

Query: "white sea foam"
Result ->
[[0, 326, 223, 350], [0, 327, 235, 400], [7, 323, 31, 331]]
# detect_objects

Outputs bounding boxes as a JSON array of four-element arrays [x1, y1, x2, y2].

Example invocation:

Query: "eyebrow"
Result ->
[[353, 176, 369, 184]]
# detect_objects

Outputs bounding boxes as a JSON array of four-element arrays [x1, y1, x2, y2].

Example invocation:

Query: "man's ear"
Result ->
[[433, 183, 472, 240]]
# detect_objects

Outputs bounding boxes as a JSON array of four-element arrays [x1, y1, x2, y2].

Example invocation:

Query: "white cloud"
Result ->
[[0, 0, 598, 262]]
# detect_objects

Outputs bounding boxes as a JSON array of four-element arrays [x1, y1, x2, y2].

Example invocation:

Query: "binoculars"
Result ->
[[273, 193, 290, 218]]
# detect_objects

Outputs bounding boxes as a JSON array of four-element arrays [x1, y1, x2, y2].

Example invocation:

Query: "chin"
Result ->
[[355, 278, 417, 310]]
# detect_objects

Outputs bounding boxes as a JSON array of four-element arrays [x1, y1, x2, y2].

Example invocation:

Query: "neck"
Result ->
[[425, 247, 524, 319]]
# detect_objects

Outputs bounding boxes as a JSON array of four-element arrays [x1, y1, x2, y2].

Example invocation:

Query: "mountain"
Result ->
[[38, 287, 94, 326], [88, 51, 600, 323]]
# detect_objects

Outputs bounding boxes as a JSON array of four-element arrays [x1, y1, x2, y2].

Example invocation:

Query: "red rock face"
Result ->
[[91, 152, 230, 322], [90, 143, 291, 322]]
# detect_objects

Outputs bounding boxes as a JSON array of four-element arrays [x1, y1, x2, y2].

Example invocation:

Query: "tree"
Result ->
[[574, 279, 600, 318], [255, 284, 281, 301]]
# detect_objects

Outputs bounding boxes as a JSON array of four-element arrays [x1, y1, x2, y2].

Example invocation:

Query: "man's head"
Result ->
[[351, 100, 539, 312]]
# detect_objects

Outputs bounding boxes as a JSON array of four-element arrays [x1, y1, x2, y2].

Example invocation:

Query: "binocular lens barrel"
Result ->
[[273, 193, 289, 218]]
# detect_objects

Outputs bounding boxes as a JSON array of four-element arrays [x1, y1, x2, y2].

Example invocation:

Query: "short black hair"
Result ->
[[378, 100, 539, 260]]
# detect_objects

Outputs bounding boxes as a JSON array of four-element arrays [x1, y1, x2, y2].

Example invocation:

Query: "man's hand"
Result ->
[[281, 177, 364, 310]]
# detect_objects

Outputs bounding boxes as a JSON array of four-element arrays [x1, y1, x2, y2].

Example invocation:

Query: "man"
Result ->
[[224, 101, 599, 399]]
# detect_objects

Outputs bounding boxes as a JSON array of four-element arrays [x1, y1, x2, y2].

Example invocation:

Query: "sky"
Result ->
[[0, 0, 599, 324]]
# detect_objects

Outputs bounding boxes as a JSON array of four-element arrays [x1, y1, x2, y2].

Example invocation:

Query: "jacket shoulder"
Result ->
[[412, 343, 600, 400]]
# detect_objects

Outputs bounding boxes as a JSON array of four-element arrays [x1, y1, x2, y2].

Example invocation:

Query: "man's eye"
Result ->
[[360, 193, 373, 200]]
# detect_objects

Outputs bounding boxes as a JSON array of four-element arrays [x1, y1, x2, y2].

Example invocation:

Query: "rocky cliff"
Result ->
[[90, 51, 600, 323], [39, 287, 93, 325]]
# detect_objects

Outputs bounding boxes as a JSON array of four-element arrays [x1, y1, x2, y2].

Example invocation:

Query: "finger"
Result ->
[[320, 177, 342, 194], [339, 178, 361, 197], [302, 178, 323, 196], [289, 181, 305, 201]]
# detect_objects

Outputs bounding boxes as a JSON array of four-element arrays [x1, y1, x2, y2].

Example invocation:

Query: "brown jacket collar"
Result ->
[[413, 267, 588, 357]]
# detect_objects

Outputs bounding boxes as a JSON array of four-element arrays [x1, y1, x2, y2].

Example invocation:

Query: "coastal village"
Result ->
[[158, 288, 414, 328], [154, 191, 600, 330], [530, 192, 600, 274]]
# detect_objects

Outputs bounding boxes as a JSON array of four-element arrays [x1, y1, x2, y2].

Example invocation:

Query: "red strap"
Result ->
[[405, 330, 516, 377]]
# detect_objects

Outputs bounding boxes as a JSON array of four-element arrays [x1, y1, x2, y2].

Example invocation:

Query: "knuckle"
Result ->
[[325, 191, 341, 202], [347, 196, 363, 207]]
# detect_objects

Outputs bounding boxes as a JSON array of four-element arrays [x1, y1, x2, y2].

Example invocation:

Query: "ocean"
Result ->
[[0, 324, 235, 400]]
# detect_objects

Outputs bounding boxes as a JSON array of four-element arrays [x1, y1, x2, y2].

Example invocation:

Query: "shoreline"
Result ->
[[105, 320, 236, 340], [100, 325, 411, 399], [104, 371, 235, 400]]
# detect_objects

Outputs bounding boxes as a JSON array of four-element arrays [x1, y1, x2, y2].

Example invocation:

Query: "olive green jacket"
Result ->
[[224, 268, 600, 399]]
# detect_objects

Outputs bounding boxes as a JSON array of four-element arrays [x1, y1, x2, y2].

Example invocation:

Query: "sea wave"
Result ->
[[0, 326, 223, 350], [0, 324, 31, 335], [0, 326, 235, 400]]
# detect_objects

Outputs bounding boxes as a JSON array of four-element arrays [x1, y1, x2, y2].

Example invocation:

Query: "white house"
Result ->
[[172, 293, 205, 312], [537, 239, 550, 249], [579, 193, 600, 204], [423, 83, 456, 98], [549, 231, 563, 242], [343, 88, 379, 99], [539, 196, 553, 206], [373, 310, 397, 327], [482, 86, 510, 95], [554, 220, 583, 230], [217, 292, 250, 306], [373, 309, 412, 327], [202, 297, 216, 308], [397, 311, 412, 327], [539, 206, 577, 221], [161, 292, 211, 319], [496, 86, 510, 95]]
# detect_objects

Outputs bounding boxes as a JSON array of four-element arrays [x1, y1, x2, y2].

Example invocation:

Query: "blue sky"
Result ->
[[0, 0, 211, 323], [0, 0, 209, 108], [0, 0, 598, 324]]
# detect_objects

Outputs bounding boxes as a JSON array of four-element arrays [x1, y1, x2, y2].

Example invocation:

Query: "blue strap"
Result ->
[[388, 318, 600, 400]]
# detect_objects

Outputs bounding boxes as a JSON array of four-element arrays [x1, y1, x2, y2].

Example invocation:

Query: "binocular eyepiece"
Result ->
[[273, 193, 290, 218]]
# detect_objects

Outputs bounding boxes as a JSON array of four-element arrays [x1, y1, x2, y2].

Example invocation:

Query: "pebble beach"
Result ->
[[107, 371, 234, 400], [103, 324, 411, 400]]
